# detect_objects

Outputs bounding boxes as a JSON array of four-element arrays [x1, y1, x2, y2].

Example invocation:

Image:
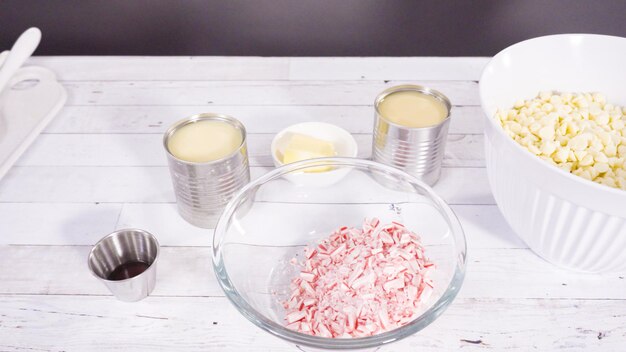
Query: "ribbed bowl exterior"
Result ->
[[485, 135, 626, 273]]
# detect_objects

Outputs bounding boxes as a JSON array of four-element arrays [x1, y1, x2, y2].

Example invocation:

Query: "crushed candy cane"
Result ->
[[282, 218, 434, 338]]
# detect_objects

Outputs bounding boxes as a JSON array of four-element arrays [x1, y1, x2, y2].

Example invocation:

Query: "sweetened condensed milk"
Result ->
[[167, 119, 243, 163], [377, 90, 448, 128]]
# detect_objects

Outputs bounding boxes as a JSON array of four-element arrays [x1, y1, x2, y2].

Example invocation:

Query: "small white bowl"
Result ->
[[270, 122, 358, 187]]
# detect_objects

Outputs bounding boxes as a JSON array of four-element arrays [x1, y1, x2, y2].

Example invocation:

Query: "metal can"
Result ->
[[372, 85, 452, 186], [163, 113, 250, 228]]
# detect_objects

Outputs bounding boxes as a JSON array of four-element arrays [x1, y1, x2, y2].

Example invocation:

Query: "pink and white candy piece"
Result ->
[[283, 218, 435, 338]]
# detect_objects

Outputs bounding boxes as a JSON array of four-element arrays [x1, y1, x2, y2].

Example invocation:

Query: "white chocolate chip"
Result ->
[[496, 92, 626, 190]]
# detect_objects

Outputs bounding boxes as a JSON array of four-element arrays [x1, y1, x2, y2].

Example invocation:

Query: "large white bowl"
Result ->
[[480, 34, 626, 273]]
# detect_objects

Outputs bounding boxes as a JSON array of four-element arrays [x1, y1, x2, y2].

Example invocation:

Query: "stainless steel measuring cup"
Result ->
[[87, 229, 160, 302]]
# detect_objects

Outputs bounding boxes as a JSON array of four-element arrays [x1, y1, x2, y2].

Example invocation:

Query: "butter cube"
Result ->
[[282, 133, 336, 172]]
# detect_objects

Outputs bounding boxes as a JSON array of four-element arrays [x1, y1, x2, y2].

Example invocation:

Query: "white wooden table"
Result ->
[[0, 57, 624, 351]]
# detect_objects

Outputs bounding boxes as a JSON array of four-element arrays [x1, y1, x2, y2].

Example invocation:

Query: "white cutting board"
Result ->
[[0, 64, 67, 180]]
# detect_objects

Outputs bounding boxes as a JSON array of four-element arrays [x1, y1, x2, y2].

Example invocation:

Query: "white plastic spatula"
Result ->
[[0, 27, 42, 95], [0, 27, 66, 181]]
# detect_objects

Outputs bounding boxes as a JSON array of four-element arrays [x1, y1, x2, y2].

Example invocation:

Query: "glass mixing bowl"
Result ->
[[213, 158, 466, 350]]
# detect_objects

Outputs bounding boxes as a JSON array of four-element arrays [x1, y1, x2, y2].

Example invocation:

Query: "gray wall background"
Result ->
[[1, 0, 624, 56]]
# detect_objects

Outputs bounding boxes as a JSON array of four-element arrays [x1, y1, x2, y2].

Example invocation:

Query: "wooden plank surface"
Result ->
[[0, 203, 519, 248], [29, 56, 488, 81], [44, 105, 485, 134], [0, 166, 494, 204], [15, 133, 485, 167], [0, 246, 624, 299], [61, 80, 479, 106], [0, 56, 622, 351], [31, 56, 292, 81], [0, 296, 623, 351]]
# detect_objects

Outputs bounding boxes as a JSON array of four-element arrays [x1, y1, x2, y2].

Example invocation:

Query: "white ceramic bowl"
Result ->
[[271, 122, 358, 187], [480, 34, 626, 273]]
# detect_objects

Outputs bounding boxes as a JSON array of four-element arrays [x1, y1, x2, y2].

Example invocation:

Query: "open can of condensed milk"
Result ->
[[372, 84, 452, 186], [163, 113, 250, 228]]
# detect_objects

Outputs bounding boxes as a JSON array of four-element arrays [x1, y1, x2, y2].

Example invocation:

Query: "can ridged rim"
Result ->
[[163, 113, 248, 166], [374, 84, 452, 130]]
